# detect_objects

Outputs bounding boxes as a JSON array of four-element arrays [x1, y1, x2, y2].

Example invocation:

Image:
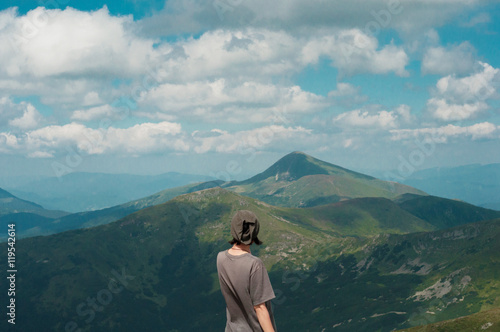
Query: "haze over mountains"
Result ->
[[1, 151, 499, 331], [4, 172, 213, 212], [399, 164, 500, 211]]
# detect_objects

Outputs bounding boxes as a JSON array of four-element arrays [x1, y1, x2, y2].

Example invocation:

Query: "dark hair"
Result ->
[[228, 238, 263, 245]]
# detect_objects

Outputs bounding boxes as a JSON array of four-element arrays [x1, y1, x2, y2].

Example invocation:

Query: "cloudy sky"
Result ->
[[0, 0, 499, 181]]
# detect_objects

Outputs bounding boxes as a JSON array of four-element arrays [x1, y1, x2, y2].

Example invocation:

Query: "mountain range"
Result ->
[[4, 171, 213, 213], [395, 163, 500, 211], [1, 151, 499, 331], [2, 152, 431, 240], [0, 187, 69, 240]]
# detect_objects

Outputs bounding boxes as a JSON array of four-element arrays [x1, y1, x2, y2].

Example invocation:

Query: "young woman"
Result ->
[[216, 210, 277, 332]]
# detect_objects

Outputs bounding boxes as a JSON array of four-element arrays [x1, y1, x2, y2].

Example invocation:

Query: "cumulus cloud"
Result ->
[[0, 132, 19, 153], [1, 6, 155, 78], [1, 121, 186, 157], [0, 97, 44, 130], [139, 0, 484, 37], [8, 103, 43, 129], [0, 7, 161, 114], [300, 29, 408, 77], [192, 125, 312, 153], [333, 104, 413, 129], [152, 28, 409, 84], [427, 62, 499, 121], [422, 42, 477, 75], [71, 105, 118, 122], [0, 120, 317, 157], [141, 79, 327, 123], [426, 98, 488, 121], [390, 122, 499, 142], [0, 7, 409, 129]]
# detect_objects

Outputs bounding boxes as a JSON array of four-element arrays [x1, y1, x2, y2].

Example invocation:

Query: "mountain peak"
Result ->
[[239, 151, 373, 184], [239, 151, 329, 183]]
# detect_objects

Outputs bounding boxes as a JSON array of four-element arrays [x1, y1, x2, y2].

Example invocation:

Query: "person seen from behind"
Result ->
[[217, 210, 277, 331]]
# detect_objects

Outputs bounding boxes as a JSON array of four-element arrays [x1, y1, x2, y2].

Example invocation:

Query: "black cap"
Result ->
[[230, 210, 260, 245]]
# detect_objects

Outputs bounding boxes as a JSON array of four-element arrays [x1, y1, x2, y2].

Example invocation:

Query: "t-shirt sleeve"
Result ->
[[249, 259, 276, 306]]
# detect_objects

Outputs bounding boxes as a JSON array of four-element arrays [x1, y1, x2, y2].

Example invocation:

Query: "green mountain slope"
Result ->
[[224, 151, 426, 207], [2, 188, 500, 332], [272, 218, 500, 331], [397, 194, 500, 229], [397, 307, 500, 331]]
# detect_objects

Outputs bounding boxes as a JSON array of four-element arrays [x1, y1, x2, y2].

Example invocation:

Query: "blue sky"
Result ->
[[0, 0, 499, 181]]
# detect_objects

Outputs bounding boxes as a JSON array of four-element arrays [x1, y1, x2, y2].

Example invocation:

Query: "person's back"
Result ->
[[217, 210, 277, 332]]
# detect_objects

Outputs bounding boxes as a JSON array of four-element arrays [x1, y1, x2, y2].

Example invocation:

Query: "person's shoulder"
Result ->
[[248, 254, 265, 269]]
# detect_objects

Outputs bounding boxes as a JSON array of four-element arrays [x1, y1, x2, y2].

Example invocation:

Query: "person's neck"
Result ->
[[230, 243, 251, 255]]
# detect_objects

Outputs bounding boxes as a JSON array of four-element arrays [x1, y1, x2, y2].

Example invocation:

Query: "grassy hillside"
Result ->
[[397, 307, 500, 331], [2, 188, 499, 332], [284, 197, 437, 236], [397, 194, 500, 229]]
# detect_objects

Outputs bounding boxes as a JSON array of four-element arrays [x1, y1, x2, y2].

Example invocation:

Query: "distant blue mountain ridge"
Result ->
[[397, 163, 500, 211], [3, 171, 214, 213]]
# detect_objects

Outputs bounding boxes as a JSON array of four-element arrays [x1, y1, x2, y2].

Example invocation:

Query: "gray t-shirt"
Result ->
[[217, 250, 277, 331]]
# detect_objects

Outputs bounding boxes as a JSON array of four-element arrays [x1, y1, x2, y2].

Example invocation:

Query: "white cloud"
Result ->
[[334, 105, 413, 129], [328, 83, 360, 98], [0, 9, 409, 126], [2, 121, 186, 157], [426, 98, 488, 121], [1, 6, 156, 78], [192, 125, 312, 153], [300, 29, 409, 77], [435, 62, 498, 102], [71, 105, 117, 122], [0, 97, 44, 130], [140, 0, 484, 37], [150, 28, 409, 85], [394, 104, 414, 124], [0, 132, 19, 152], [427, 62, 499, 121], [141, 79, 327, 123], [8, 103, 43, 129], [390, 122, 499, 142], [82, 91, 103, 106], [422, 42, 477, 75]]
